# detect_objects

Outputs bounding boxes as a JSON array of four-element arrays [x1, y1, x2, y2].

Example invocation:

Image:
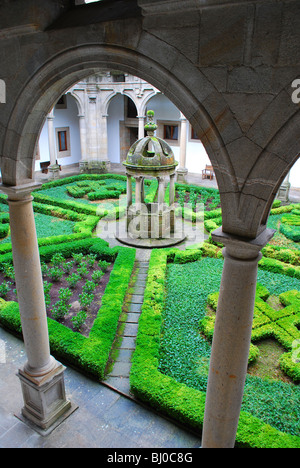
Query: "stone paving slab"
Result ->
[[126, 312, 140, 323], [123, 323, 139, 336], [132, 287, 145, 295], [128, 302, 142, 312], [115, 348, 133, 362], [119, 337, 136, 349], [131, 295, 144, 304], [109, 361, 132, 377]]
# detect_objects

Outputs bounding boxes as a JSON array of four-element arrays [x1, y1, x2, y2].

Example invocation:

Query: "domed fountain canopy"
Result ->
[[123, 110, 177, 170]]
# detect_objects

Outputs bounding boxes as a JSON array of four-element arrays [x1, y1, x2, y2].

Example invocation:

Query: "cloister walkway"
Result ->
[[0, 325, 201, 449]]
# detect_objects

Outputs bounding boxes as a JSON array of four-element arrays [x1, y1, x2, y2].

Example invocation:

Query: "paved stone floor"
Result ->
[[0, 327, 201, 449]]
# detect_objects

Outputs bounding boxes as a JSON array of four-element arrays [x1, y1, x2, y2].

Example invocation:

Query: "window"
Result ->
[[58, 130, 68, 152], [164, 124, 179, 141], [190, 126, 200, 140], [157, 120, 180, 146], [75, 0, 102, 4], [55, 95, 67, 110], [56, 127, 71, 158], [113, 74, 126, 83]]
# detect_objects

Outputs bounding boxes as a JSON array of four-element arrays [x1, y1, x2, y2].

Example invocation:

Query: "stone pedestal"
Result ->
[[201, 227, 275, 448], [80, 159, 111, 174], [277, 181, 291, 202], [176, 167, 188, 183], [18, 362, 73, 434], [79, 160, 88, 173], [48, 164, 60, 180]]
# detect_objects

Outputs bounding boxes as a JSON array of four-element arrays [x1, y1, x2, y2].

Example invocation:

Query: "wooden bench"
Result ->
[[202, 165, 214, 180], [40, 161, 62, 174]]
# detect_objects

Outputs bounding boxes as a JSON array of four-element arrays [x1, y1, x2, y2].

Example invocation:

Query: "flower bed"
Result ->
[[0, 236, 136, 380]]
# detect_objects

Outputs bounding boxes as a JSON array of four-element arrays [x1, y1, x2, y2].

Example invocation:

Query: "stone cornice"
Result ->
[[138, 0, 285, 15], [0, 24, 40, 39]]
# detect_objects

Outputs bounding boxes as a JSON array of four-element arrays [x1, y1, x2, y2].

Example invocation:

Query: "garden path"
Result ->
[[104, 248, 151, 397]]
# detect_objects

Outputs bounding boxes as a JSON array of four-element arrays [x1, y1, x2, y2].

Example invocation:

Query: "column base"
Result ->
[[277, 182, 291, 202], [17, 360, 77, 435], [48, 164, 60, 180], [176, 167, 188, 183], [80, 159, 111, 174], [79, 160, 89, 173]]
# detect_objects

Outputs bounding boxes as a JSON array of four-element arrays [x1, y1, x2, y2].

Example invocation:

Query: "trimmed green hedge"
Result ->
[[200, 285, 300, 382], [130, 248, 300, 448], [0, 238, 136, 379]]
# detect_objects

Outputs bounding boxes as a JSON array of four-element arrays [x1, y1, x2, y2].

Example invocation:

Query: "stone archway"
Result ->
[[6, 41, 298, 240], [1, 34, 300, 447]]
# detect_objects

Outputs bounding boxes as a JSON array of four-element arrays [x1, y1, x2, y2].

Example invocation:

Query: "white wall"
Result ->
[[147, 94, 211, 174], [36, 94, 81, 171], [36, 87, 300, 189], [107, 94, 125, 163]]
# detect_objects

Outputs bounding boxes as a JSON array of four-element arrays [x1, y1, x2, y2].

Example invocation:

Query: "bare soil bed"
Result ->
[[0, 258, 114, 338]]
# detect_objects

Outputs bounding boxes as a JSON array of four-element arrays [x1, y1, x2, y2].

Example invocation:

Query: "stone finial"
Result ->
[[144, 110, 157, 136]]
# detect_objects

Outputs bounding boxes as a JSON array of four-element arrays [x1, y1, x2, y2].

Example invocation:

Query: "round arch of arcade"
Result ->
[[2, 43, 299, 238], [2, 44, 233, 187]]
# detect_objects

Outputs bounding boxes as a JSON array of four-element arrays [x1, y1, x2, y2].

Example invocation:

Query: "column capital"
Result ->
[[0, 182, 42, 201], [211, 227, 275, 260], [47, 109, 55, 120]]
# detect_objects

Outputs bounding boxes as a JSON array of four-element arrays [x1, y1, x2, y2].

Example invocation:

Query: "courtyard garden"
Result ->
[[0, 173, 299, 448]]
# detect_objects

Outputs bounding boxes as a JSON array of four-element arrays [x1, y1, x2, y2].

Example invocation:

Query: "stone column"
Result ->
[[176, 113, 188, 183], [1, 183, 75, 433], [158, 176, 165, 204], [87, 94, 98, 164], [98, 114, 111, 172], [169, 173, 176, 234], [127, 174, 133, 209], [201, 227, 275, 448], [135, 176, 143, 206], [47, 110, 60, 180], [138, 115, 145, 140], [169, 173, 176, 206], [78, 114, 88, 173]]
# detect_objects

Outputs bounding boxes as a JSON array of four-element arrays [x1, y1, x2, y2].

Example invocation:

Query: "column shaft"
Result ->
[[201, 227, 275, 448], [177, 113, 188, 182], [127, 175, 133, 208], [135, 176, 142, 206], [179, 115, 187, 170], [158, 177, 165, 204], [9, 194, 55, 376], [47, 110, 57, 167], [169, 173, 176, 206], [138, 116, 145, 140], [79, 114, 87, 161]]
